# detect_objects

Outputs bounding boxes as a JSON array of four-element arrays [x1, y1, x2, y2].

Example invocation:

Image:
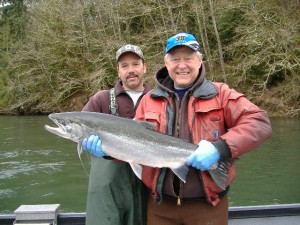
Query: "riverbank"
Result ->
[[0, 104, 299, 117], [1, 80, 299, 117]]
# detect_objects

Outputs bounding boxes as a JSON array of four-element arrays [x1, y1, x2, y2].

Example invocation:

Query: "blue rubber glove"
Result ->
[[186, 140, 220, 171], [81, 134, 107, 157]]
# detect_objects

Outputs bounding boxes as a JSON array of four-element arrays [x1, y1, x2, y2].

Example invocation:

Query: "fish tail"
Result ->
[[208, 161, 231, 190]]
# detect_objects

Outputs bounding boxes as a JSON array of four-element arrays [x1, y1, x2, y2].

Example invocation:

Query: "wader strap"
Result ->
[[109, 88, 119, 116]]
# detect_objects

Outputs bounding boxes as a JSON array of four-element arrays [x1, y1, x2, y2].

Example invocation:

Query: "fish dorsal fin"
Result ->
[[138, 121, 157, 131]]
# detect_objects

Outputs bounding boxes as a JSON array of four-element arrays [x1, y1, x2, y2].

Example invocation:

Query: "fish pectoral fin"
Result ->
[[77, 143, 83, 158], [171, 164, 189, 183], [129, 162, 142, 180]]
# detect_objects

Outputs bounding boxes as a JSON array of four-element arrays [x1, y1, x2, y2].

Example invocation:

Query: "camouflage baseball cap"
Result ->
[[115, 44, 144, 61]]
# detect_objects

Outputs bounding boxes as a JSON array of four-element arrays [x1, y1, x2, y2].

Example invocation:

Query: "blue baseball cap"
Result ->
[[166, 32, 200, 53]]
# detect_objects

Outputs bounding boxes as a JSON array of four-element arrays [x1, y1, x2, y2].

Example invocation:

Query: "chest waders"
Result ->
[[85, 88, 147, 225]]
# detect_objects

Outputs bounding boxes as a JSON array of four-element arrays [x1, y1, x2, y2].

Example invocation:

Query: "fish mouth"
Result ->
[[44, 117, 71, 139], [44, 124, 70, 139]]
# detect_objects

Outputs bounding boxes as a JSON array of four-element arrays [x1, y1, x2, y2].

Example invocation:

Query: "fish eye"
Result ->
[[58, 120, 67, 126]]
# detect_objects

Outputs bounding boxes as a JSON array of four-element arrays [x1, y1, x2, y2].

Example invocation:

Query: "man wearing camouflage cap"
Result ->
[[82, 44, 150, 225]]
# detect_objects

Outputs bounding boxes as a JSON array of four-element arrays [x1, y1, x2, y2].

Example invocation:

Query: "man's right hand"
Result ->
[[82, 134, 107, 157]]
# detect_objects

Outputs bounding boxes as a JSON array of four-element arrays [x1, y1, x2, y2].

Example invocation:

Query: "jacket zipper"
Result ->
[[174, 91, 190, 206], [192, 102, 210, 203], [177, 195, 181, 206]]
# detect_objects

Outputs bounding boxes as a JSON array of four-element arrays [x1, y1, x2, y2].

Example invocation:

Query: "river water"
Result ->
[[0, 116, 299, 213]]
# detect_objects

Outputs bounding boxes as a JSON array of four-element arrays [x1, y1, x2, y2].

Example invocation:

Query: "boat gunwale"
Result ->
[[0, 204, 299, 225]]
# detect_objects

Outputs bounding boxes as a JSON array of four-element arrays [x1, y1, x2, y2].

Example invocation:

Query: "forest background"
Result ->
[[0, 0, 299, 117]]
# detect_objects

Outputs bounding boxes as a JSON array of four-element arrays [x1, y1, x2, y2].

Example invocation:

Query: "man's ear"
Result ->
[[164, 56, 169, 68], [164, 54, 169, 67]]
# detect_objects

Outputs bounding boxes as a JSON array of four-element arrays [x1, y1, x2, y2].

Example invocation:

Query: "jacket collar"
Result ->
[[151, 65, 218, 99]]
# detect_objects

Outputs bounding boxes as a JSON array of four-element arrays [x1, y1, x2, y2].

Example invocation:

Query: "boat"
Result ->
[[228, 203, 300, 225], [0, 203, 299, 225]]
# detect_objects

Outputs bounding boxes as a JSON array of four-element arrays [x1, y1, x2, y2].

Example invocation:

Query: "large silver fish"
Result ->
[[44, 112, 230, 189]]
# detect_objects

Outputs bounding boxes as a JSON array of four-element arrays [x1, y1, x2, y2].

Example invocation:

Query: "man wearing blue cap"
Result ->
[[134, 32, 272, 224]]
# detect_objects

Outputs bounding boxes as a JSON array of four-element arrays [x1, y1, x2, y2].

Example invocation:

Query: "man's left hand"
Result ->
[[186, 140, 220, 171]]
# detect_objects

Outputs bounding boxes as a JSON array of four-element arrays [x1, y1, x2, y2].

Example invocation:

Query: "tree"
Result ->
[[0, 0, 298, 116], [0, 0, 27, 110], [208, 0, 226, 82]]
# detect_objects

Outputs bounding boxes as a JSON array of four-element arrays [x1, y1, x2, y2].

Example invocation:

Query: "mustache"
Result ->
[[126, 74, 139, 79]]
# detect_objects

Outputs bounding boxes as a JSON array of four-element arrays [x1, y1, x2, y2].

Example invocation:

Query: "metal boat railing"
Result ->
[[0, 204, 299, 225]]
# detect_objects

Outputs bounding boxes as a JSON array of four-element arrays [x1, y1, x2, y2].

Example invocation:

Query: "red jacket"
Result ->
[[135, 66, 272, 206]]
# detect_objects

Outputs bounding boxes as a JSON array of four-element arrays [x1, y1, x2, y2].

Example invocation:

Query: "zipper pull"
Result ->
[[177, 196, 181, 206]]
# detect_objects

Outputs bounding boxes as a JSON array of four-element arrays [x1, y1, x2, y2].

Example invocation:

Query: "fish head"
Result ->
[[44, 113, 87, 142]]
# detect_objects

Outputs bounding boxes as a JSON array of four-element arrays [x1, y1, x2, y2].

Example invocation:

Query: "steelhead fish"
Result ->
[[44, 111, 230, 189]]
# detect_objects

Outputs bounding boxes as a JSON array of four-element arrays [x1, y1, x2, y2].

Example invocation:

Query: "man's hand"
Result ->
[[186, 140, 220, 171], [82, 134, 107, 157]]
